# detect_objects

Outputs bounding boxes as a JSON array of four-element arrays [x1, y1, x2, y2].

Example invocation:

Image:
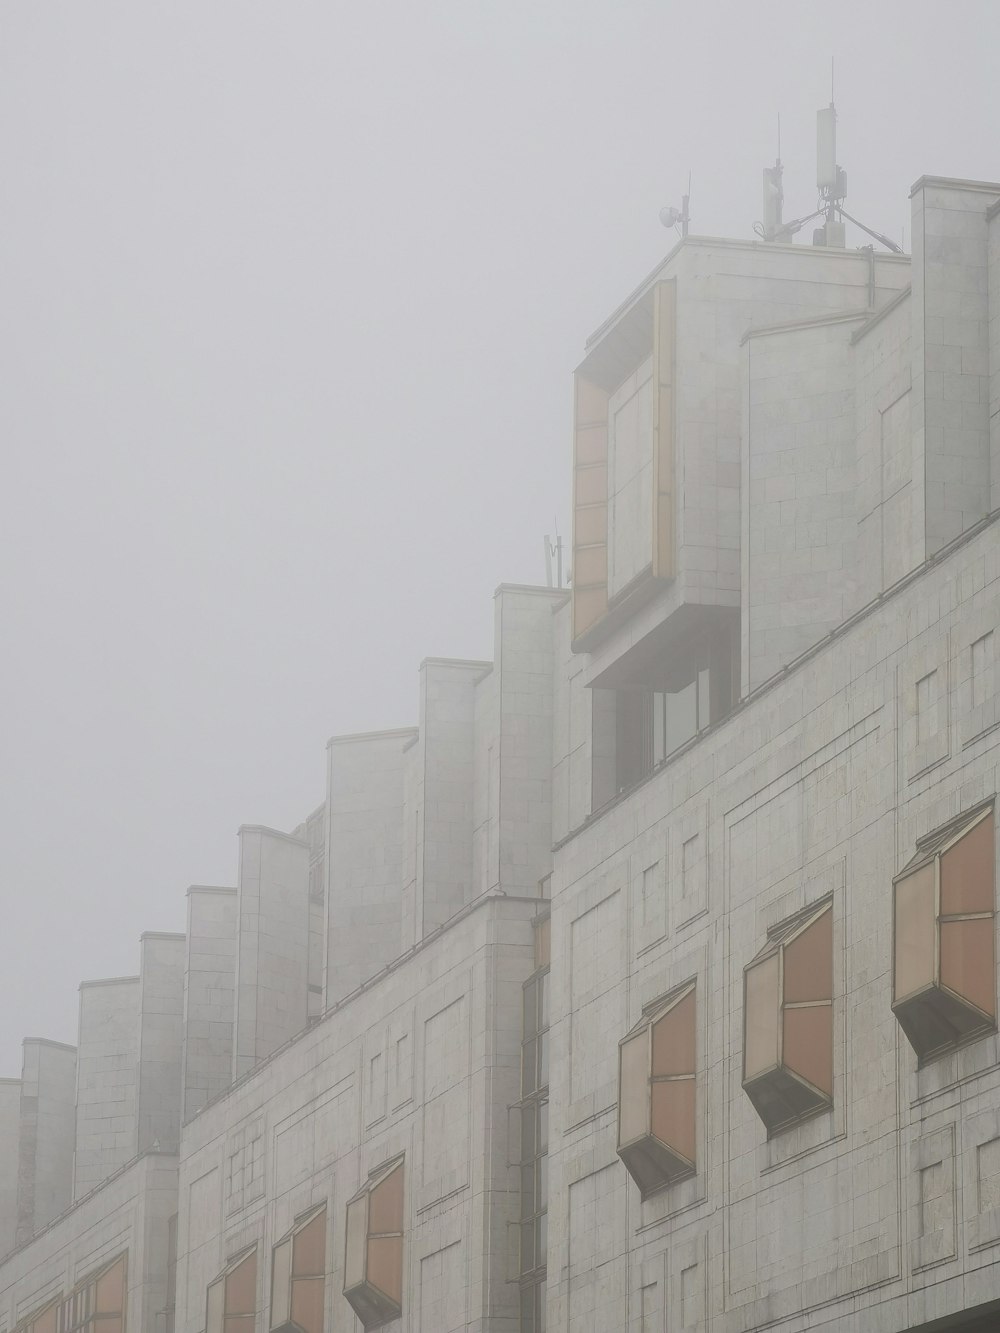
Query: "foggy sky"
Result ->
[[2, 1, 998, 1072]]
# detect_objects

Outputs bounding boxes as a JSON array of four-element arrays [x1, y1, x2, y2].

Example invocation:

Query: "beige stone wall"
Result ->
[[174, 894, 537, 1333], [182, 886, 237, 1123], [0, 1153, 177, 1333], [74, 978, 139, 1201], [547, 513, 1000, 1333]]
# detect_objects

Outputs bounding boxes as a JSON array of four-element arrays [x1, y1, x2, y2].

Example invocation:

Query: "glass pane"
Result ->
[[520, 1163, 535, 1219], [270, 1238, 291, 1325], [744, 955, 779, 1080], [268, 1237, 292, 1322], [225, 1253, 256, 1316], [539, 1164, 547, 1211], [652, 692, 665, 766], [783, 909, 832, 1004], [534, 918, 551, 969], [369, 1164, 403, 1234], [292, 1210, 326, 1278], [289, 1276, 325, 1333], [539, 975, 549, 1029], [520, 1106, 536, 1162], [538, 1277, 546, 1333], [941, 918, 996, 1018], [697, 667, 711, 728], [537, 1212, 547, 1265], [344, 1196, 368, 1290], [651, 989, 695, 1077], [34, 1310, 57, 1333], [539, 1102, 548, 1152], [783, 1005, 833, 1096], [206, 1279, 225, 1333], [520, 1219, 535, 1273], [522, 1039, 537, 1095], [523, 981, 538, 1038], [666, 679, 698, 755], [368, 1235, 403, 1305], [941, 814, 995, 915], [538, 1031, 549, 1088], [95, 1257, 125, 1314], [618, 1032, 649, 1145], [894, 866, 936, 1002], [650, 1078, 696, 1165]]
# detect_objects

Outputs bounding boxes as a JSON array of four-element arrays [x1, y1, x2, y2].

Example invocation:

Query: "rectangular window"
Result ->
[[207, 1248, 256, 1333], [917, 670, 938, 742], [32, 1254, 127, 1333], [743, 902, 833, 1134], [641, 863, 659, 925], [596, 621, 737, 806], [893, 803, 996, 1061], [19, 1307, 59, 1333], [972, 632, 993, 708], [271, 1205, 326, 1333], [618, 981, 697, 1196], [681, 836, 699, 900], [343, 1159, 404, 1328], [394, 1034, 411, 1087]]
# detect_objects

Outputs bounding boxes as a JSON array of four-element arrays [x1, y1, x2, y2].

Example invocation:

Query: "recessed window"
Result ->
[[54, 1254, 127, 1333], [533, 914, 550, 970], [207, 1248, 256, 1332], [15, 1254, 128, 1333], [270, 1205, 326, 1333], [917, 670, 938, 742], [617, 982, 696, 1196], [743, 901, 833, 1134], [893, 803, 996, 1061], [344, 1158, 404, 1329], [15, 1302, 59, 1333], [972, 632, 994, 708]]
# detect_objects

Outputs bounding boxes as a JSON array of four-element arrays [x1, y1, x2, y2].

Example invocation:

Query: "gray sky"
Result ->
[[2, 1, 998, 1072]]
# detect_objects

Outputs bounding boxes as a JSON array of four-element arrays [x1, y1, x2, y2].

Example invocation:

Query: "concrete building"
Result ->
[[3, 168, 1000, 1333]]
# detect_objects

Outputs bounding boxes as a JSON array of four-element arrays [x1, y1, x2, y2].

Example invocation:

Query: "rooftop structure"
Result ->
[[2, 162, 1000, 1333]]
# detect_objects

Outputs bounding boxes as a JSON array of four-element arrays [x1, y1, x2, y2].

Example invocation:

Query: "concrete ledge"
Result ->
[[78, 977, 139, 990], [326, 726, 419, 749], [911, 173, 1000, 197], [236, 824, 309, 847]]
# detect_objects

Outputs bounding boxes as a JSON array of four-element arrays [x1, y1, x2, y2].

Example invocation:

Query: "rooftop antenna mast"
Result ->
[[755, 81, 902, 253], [543, 526, 564, 589], [659, 172, 691, 237]]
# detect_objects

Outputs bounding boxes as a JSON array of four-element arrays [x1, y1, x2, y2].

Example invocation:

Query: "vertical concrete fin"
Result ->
[[73, 979, 139, 1200], [15, 1038, 76, 1241], [136, 932, 185, 1153], [325, 729, 414, 1005], [233, 826, 310, 1080], [182, 887, 237, 1121]]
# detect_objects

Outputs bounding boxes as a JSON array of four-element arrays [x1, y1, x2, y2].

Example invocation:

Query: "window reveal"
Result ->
[[206, 1247, 256, 1333], [270, 1204, 326, 1333], [743, 901, 833, 1135], [617, 982, 696, 1196], [343, 1158, 404, 1329], [893, 803, 996, 1061]]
